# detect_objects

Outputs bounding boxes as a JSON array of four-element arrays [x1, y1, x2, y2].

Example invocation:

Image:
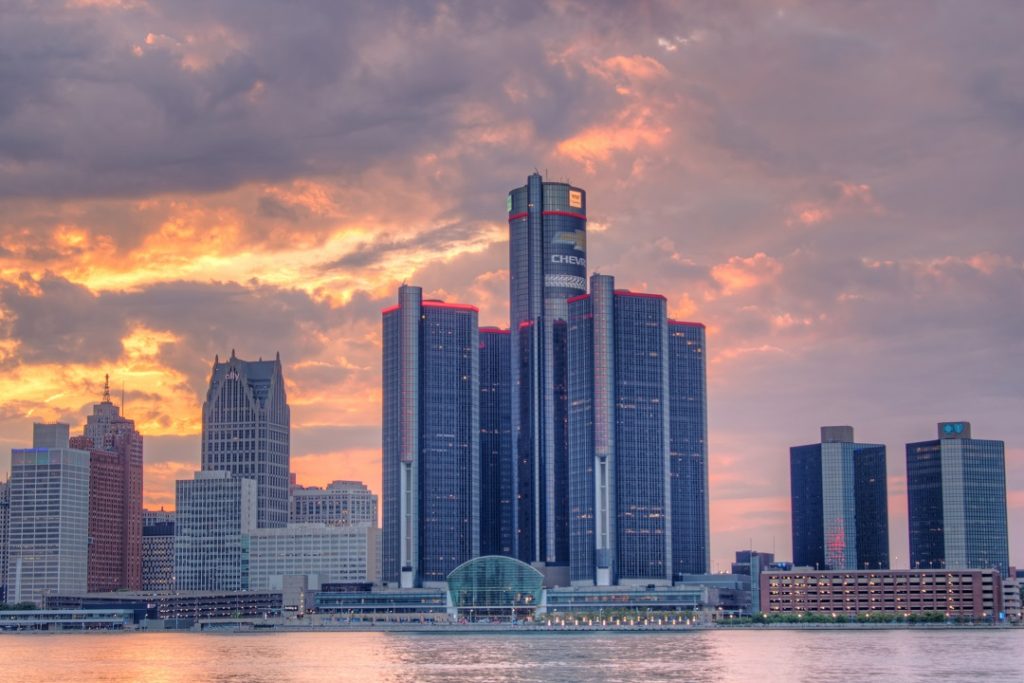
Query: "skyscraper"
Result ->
[[479, 326, 514, 557], [668, 320, 710, 577], [567, 275, 673, 586], [69, 375, 144, 591], [906, 421, 1009, 576], [174, 470, 257, 591], [201, 351, 290, 529], [382, 285, 479, 587], [508, 172, 587, 571], [790, 426, 890, 570], [6, 424, 90, 606], [0, 479, 9, 603]]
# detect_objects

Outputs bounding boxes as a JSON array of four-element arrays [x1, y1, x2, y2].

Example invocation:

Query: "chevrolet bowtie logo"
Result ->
[[553, 230, 586, 251]]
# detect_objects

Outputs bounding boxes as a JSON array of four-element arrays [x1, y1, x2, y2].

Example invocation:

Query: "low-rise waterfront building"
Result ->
[[760, 568, 1003, 620], [46, 590, 283, 623], [248, 523, 379, 591]]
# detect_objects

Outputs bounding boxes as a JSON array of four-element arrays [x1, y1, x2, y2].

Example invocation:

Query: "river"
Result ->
[[1, 629, 1021, 681]]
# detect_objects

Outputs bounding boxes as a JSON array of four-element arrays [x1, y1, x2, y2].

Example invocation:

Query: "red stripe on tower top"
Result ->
[[566, 293, 590, 304], [508, 211, 528, 221], [669, 319, 706, 328], [381, 304, 400, 315], [614, 289, 666, 301], [422, 301, 478, 313], [480, 326, 511, 334], [542, 210, 587, 221]]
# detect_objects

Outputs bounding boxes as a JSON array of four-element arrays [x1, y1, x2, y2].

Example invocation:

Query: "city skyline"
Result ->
[[0, 2, 1022, 573]]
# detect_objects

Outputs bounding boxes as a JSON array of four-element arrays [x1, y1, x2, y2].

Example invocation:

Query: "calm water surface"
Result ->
[[0, 630, 1021, 682]]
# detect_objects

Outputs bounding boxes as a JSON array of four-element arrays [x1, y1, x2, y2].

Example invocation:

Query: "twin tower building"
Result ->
[[382, 173, 709, 588]]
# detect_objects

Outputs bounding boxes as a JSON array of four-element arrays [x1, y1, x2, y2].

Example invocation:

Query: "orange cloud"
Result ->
[[557, 106, 671, 171], [709, 252, 782, 295]]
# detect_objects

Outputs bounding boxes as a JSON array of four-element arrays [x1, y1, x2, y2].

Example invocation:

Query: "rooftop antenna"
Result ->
[[102, 374, 111, 403]]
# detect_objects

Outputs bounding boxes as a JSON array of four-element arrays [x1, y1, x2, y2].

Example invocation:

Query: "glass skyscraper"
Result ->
[[906, 422, 1009, 576], [382, 285, 479, 587], [508, 172, 587, 570], [201, 351, 290, 529], [567, 275, 673, 586], [668, 320, 710, 577], [479, 327, 514, 557], [790, 426, 890, 570]]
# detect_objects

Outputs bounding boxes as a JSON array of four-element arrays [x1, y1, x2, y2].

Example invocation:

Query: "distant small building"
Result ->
[[142, 509, 175, 591], [289, 480, 377, 527]]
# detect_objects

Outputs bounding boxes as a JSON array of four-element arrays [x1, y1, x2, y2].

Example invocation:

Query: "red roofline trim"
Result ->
[[479, 327, 511, 334], [614, 289, 666, 300], [669, 320, 706, 328], [422, 301, 478, 313], [566, 294, 590, 304]]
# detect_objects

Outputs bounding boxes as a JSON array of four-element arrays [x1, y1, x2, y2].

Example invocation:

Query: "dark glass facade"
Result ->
[[668, 321, 709, 577], [508, 173, 586, 568], [201, 352, 290, 529], [479, 328, 514, 557], [906, 426, 1009, 576], [790, 430, 889, 570], [382, 286, 479, 586], [567, 275, 672, 585]]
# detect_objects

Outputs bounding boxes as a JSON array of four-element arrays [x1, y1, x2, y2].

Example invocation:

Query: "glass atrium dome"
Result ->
[[446, 555, 545, 619]]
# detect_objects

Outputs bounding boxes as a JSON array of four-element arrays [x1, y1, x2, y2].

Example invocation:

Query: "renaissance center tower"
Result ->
[[508, 172, 587, 571]]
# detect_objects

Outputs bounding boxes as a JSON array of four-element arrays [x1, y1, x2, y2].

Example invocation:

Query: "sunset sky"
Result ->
[[1, 1, 1021, 571]]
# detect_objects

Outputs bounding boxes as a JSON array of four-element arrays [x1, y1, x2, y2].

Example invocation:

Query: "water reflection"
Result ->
[[0, 630, 1021, 683]]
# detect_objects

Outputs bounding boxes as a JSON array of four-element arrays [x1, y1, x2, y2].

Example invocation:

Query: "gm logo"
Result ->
[[553, 230, 586, 252], [552, 255, 586, 266], [942, 423, 964, 434]]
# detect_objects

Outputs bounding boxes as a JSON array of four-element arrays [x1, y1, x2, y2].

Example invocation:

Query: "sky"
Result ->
[[1, 0, 1021, 571]]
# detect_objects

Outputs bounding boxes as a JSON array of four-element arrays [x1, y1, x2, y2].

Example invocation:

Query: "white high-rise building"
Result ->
[[248, 524, 379, 591], [289, 480, 378, 527], [7, 424, 90, 606], [174, 471, 256, 591]]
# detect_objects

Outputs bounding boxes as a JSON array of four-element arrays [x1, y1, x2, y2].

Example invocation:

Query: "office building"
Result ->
[[0, 480, 8, 603], [248, 523, 378, 591], [74, 375, 144, 591], [760, 568, 1003, 620], [479, 326, 514, 557], [508, 172, 587, 571], [382, 285, 479, 587], [567, 275, 673, 586], [289, 480, 377, 527], [790, 426, 890, 570], [142, 509, 175, 591], [906, 422, 1009, 576], [201, 351, 290, 529], [6, 424, 90, 606], [174, 471, 256, 591], [668, 319, 710, 577]]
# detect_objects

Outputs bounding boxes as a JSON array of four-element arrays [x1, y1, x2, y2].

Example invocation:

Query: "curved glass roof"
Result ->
[[447, 556, 544, 610]]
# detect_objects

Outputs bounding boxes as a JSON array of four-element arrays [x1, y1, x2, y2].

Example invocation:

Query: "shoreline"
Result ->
[[3, 622, 1021, 635]]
